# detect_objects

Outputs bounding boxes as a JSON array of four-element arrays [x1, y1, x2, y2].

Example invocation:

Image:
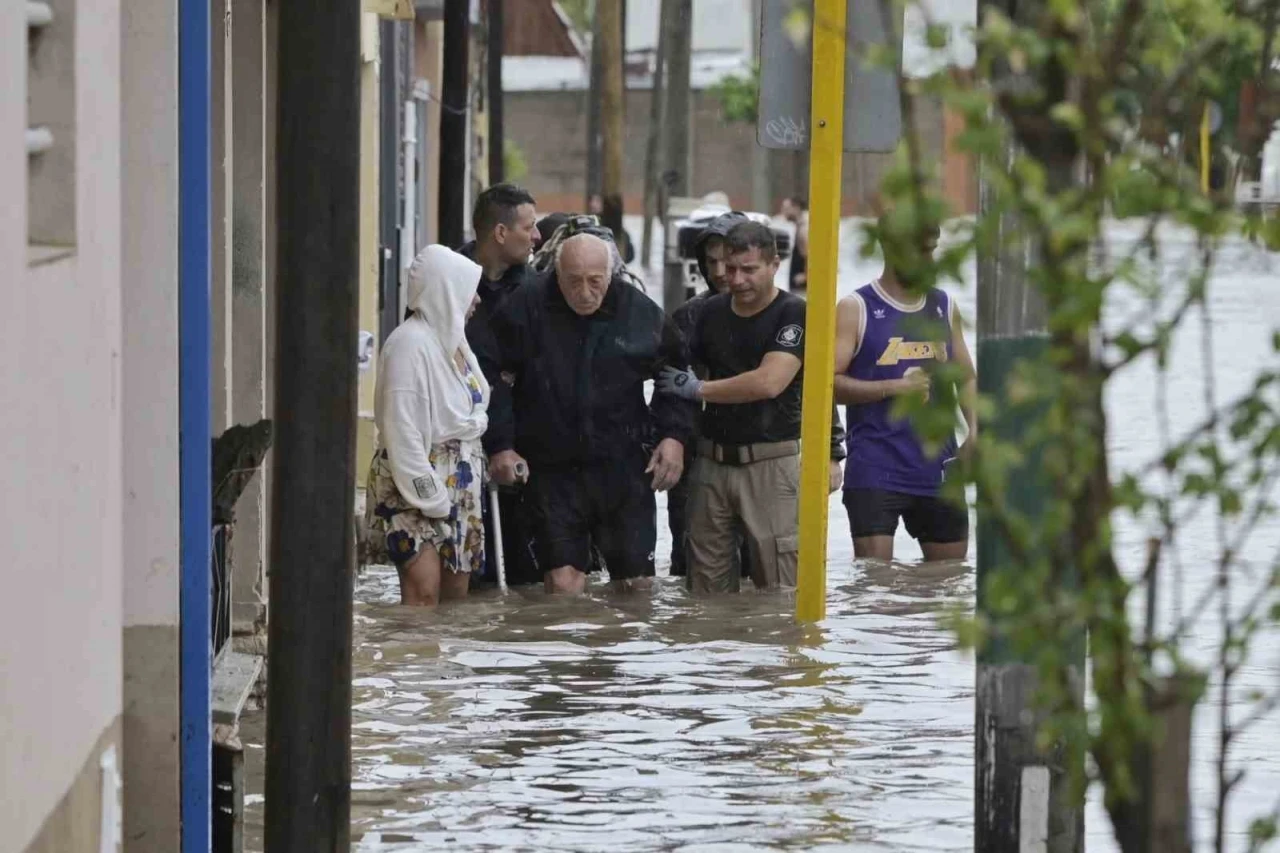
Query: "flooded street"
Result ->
[[243, 221, 1278, 851], [341, 538, 973, 851], [241, 511, 977, 852]]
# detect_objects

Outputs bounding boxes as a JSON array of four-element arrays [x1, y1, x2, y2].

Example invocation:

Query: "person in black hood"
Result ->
[[666, 211, 751, 577], [456, 183, 541, 586], [536, 212, 570, 247], [491, 233, 696, 594]]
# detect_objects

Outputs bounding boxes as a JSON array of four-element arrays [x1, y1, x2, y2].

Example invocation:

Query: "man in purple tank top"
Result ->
[[833, 222, 977, 561]]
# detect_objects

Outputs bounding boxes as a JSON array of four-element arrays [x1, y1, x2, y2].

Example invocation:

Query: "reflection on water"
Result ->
[[241, 222, 1278, 852], [241, 496, 977, 851], [255, 541, 975, 853]]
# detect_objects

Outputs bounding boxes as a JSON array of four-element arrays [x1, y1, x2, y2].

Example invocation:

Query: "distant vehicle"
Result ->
[[665, 198, 795, 300]]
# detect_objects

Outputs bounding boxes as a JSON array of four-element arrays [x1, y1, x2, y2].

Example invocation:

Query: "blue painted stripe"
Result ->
[[178, 0, 211, 846]]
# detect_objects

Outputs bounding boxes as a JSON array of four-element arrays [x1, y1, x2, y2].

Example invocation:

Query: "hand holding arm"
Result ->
[[650, 316, 698, 445], [694, 352, 802, 404], [656, 365, 703, 401]]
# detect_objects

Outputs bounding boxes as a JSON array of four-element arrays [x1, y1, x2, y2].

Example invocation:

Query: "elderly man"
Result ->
[[491, 233, 695, 594]]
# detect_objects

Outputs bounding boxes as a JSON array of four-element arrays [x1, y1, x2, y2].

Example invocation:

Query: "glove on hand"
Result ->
[[656, 366, 703, 401]]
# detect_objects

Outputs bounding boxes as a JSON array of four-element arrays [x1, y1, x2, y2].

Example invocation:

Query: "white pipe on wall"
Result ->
[[400, 100, 418, 275]]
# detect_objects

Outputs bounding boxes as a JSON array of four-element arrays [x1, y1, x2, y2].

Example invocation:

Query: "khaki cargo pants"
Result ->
[[685, 441, 799, 594]]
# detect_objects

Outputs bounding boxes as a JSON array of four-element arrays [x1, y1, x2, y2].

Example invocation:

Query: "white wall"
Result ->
[[625, 0, 754, 55], [120, 0, 182, 845], [623, 0, 978, 78], [902, 0, 976, 77], [123, 0, 180, 631], [0, 0, 125, 847]]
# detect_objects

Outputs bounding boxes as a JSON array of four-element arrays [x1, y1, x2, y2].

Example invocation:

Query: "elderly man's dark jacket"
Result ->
[[491, 270, 695, 468]]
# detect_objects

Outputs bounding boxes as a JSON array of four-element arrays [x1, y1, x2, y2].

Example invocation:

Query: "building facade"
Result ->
[[5, 0, 127, 848], [5, 0, 388, 848]]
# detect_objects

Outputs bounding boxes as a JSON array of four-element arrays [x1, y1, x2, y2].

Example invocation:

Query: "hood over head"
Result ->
[[407, 245, 483, 353], [536, 213, 571, 246], [694, 211, 750, 282]]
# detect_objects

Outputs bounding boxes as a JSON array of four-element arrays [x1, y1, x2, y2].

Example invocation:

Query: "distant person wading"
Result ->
[[834, 220, 977, 562], [779, 196, 809, 290]]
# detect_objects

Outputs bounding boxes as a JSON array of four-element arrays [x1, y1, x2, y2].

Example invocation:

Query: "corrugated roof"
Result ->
[[502, 0, 583, 58]]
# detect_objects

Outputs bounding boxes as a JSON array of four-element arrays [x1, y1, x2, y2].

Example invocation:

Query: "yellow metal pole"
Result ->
[[795, 0, 847, 623], [1200, 103, 1211, 194]]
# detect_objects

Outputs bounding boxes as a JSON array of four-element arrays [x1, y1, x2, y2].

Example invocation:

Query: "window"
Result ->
[[27, 0, 76, 257]]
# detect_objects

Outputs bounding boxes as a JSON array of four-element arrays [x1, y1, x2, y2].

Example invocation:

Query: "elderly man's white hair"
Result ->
[[554, 232, 620, 275]]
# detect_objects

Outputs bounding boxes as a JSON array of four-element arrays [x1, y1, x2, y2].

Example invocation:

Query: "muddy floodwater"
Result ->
[[243, 221, 1279, 851]]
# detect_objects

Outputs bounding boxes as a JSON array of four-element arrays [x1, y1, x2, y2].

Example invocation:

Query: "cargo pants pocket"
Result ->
[[773, 534, 799, 589]]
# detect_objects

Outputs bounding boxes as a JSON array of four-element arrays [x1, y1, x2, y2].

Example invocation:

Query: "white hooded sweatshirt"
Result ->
[[374, 245, 491, 518]]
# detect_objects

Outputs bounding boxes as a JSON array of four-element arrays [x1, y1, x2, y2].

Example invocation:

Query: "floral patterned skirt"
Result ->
[[364, 439, 486, 575]]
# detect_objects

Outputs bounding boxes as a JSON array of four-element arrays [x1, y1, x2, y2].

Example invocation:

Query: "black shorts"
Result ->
[[525, 458, 656, 581], [843, 488, 968, 544]]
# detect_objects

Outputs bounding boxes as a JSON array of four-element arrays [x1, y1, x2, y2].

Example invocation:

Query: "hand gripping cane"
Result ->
[[488, 460, 528, 593]]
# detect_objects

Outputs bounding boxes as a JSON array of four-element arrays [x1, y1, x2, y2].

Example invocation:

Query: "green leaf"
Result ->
[[1050, 102, 1085, 132], [925, 23, 950, 50], [1248, 815, 1278, 846]]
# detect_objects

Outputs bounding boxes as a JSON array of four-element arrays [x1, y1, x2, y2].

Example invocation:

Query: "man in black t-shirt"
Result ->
[[657, 221, 845, 593], [667, 211, 749, 577]]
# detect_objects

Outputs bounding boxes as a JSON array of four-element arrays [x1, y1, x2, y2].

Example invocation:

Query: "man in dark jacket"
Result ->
[[666, 211, 749, 576], [492, 233, 695, 594], [457, 183, 541, 585]]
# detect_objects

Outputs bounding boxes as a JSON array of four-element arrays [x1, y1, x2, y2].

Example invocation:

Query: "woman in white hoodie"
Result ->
[[365, 245, 491, 606]]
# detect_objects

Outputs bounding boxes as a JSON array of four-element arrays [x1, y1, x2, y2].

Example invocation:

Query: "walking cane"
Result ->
[[488, 460, 527, 593]]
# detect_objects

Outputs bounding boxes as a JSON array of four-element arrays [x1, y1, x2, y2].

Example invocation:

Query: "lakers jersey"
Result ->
[[843, 280, 956, 495]]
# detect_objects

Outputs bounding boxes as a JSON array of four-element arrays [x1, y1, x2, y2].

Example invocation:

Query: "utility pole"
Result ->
[[266, 0, 359, 847], [487, 0, 504, 184], [597, 0, 625, 246], [640, 0, 670, 269], [792, 0, 845, 624], [619, 0, 628, 127], [975, 135, 1079, 853], [974, 1, 1084, 849], [660, 0, 691, 313], [585, 2, 604, 205], [438, 0, 470, 248], [748, 0, 770, 212]]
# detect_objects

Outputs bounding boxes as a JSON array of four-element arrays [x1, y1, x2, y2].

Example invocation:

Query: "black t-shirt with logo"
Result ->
[[691, 289, 809, 446]]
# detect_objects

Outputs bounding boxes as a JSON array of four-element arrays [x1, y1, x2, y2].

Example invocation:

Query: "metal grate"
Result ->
[[212, 743, 243, 853]]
